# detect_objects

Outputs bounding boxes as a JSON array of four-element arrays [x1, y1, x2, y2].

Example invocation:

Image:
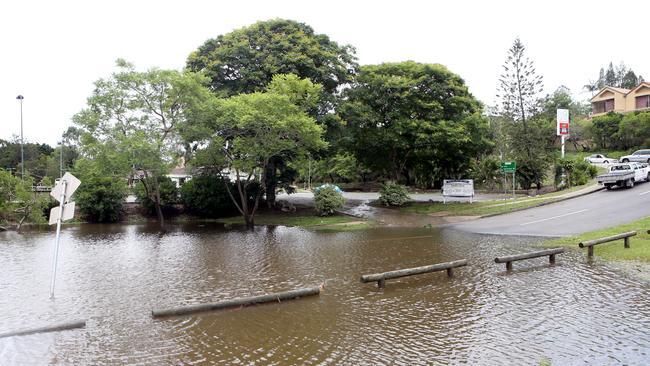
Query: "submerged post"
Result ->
[[47, 172, 81, 299], [50, 180, 67, 299]]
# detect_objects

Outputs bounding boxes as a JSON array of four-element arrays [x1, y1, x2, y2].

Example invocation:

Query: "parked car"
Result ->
[[620, 149, 650, 163], [597, 162, 650, 189], [584, 154, 617, 164]]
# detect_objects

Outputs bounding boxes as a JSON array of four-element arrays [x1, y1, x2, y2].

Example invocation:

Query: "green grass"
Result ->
[[402, 182, 597, 217], [541, 216, 650, 261], [215, 212, 371, 231]]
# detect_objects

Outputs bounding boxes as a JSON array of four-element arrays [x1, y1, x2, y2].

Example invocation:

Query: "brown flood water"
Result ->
[[1, 223, 650, 365]]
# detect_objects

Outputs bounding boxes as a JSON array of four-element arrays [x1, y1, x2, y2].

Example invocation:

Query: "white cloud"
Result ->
[[1, 0, 647, 145]]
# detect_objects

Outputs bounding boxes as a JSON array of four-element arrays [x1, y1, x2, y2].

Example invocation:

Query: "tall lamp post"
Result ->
[[59, 138, 64, 179], [16, 95, 24, 180]]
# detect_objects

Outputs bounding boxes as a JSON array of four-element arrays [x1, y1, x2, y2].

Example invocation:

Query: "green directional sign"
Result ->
[[501, 161, 516, 173]]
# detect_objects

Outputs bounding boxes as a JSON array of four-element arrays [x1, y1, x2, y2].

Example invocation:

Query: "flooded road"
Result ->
[[1, 224, 650, 365]]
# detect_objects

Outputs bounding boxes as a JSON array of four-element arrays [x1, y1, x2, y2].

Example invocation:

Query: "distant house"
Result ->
[[167, 166, 192, 188], [590, 82, 650, 116]]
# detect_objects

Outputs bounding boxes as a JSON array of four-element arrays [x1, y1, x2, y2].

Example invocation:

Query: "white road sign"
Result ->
[[50, 172, 81, 203], [49, 202, 76, 225], [48, 172, 82, 299]]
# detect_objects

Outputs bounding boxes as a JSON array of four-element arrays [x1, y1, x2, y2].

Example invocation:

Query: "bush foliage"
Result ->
[[379, 181, 410, 206], [314, 185, 345, 216], [180, 175, 238, 217], [134, 176, 179, 216], [555, 158, 598, 188], [75, 176, 127, 222]]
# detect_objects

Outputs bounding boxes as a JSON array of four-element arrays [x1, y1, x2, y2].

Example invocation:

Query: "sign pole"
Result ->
[[561, 135, 565, 159], [50, 180, 67, 299], [503, 170, 506, 201], [512, 171, 515, 200]]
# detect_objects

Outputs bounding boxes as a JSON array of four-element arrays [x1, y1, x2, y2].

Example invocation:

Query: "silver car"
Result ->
[[620, 149, 650, 164], [584, 154, 617, 164]]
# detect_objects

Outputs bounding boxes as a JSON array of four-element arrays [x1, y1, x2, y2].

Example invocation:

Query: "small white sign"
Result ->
[[50, 173, 81, 203], [557, 109, 569, 136], [443, 179, 474, 203], [49, 202, 76, 225]]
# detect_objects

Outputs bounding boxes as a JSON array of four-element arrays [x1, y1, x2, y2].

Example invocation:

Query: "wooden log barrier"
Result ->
[[579, 231, 637, 257], [0, 320, 86, 339], [152, 286, 321, 318], [360, 259, 468, 288], [494, 248, 565, 271]]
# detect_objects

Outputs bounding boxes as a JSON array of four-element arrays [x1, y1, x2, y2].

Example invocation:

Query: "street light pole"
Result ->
[[16, 95, 24, 180], [59, 139, 64, 179]]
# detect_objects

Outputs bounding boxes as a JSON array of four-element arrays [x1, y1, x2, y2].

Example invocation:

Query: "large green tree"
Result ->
[[73, 60, 210, 226], [587, 62, 643, 91], [497, 38, 543, 126], [191, 89, 326, 227], [497, 38, 550, 189], [340, 61, 491, 187], [186, 19, 357, 99], [186, 19, 358, 206]]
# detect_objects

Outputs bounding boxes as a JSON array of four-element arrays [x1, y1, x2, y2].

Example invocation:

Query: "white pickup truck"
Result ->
[[597, 162, 650, 189]]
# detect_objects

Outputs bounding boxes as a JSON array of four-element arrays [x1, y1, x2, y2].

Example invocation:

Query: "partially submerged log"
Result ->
[[152, 286, 321, 318], [360, 259, 468, 288], [0, 320, 86, 339]]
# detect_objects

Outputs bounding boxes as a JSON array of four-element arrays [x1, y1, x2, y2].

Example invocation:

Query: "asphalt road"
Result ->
[[278, 191, 507, 206], [452, 182, 650, 237]]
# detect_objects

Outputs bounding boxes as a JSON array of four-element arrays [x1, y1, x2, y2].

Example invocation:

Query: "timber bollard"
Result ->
[[152, 287, 321, 318], [0, 320, 86, 339], [579, 231, 637, 258], [494, 248, 565, 271], [360, 259, 468, 288]]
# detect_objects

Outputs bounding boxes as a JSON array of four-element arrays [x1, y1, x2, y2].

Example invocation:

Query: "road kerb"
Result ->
[[480, 186, 605, 219]]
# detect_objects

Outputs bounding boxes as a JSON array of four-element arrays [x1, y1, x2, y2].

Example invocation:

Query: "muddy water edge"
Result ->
[[1, 223, 649, 365]]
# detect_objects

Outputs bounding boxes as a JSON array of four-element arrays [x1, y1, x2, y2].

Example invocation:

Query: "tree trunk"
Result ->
[[265, 160, 276, 209], [141, 173, 165, 227]]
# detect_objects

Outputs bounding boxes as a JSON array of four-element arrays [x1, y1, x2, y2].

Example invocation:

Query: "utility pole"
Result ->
[[59, 137, 64, 179], [16, 95, 24, 180]]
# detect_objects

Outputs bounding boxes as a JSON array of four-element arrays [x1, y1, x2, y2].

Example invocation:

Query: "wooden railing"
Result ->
[[579, 231, 637, 257], [360, 260, 468, 288]]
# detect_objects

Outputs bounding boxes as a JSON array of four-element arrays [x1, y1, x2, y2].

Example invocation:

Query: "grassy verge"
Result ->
[[402, 182, 598, 217], [541, 216, 650, 261], [215, 211, 371, 232]]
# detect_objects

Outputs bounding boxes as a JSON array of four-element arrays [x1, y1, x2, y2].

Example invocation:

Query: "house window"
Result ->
[[593, 98, 615, 114], [636, 95, 650, 109]]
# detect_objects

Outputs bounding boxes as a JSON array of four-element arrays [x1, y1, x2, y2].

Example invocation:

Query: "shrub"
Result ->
[[379, 181, 410, 206], [470, 156, 502, 191], [180, 175, 238, 217], [314, 185, 344, 216], [134, 176, 179, 215], [555, 158, 598, 188], [76, 176, 127, 222], [0, 172, 49, 228]]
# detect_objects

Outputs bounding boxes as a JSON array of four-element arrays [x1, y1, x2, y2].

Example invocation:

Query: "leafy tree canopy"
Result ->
[[186, 18, 357, 100], [340, 61, 490, 186]]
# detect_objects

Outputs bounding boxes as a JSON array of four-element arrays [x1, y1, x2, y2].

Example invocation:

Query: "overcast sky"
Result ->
[[1, 0, 648, 146]]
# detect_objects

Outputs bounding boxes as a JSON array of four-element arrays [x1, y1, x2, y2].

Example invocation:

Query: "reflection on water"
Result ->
[[1, 223, 650, 365]]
